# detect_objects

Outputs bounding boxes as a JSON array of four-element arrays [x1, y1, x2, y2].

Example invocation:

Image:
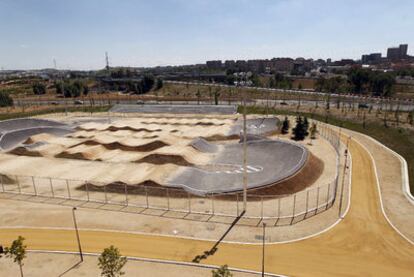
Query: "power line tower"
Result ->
[[105, 52, 110, 71], [53, 58, 57, 69]]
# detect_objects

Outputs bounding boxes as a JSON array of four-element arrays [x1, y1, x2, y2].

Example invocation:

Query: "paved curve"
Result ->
[[0, 118, 74, 151], [170, 139, 307, 195], [0, 137, 413, 276]]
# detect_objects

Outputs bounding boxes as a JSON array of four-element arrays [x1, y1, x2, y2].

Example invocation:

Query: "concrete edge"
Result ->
[[25, 249, 285, 277]]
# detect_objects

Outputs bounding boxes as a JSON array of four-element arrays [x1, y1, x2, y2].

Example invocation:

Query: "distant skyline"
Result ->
[[0, 0, 413, 70]]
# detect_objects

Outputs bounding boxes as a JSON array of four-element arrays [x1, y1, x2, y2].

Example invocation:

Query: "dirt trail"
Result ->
[[0, 139, 413, 276]]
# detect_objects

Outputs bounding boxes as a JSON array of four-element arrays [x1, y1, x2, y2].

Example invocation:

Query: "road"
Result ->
[[0, 137, 413, 276]]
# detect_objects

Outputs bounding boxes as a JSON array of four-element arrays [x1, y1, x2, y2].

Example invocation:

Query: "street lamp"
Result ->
[[72, 207, 83, 262], [234, 72, 251, 213], [261, 222, 266, 277]]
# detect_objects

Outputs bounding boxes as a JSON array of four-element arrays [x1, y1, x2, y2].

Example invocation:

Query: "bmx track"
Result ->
[[0, 137, 413, 276]]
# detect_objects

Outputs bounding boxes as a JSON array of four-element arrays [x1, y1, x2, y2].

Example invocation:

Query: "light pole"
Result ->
[[72, 207, 83, 262], [261, 222, 266, 277], [235, 72, 250, 213]]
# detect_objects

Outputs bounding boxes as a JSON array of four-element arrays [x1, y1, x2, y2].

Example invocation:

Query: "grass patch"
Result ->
[[0, 105, 111, 121], [239, 105, 414, 193]]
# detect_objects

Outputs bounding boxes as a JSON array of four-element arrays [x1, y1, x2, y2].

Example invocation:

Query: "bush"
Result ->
[[0, 91, 14, 107], [32, 82, 46, 95], [281, 116, 290, 134]]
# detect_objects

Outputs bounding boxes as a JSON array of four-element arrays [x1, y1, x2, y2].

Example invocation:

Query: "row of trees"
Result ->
[[0, 236, 233, 277], [55, 80, 89, 98], [281, 116, 317, 141], [315, 68, 396, 97]]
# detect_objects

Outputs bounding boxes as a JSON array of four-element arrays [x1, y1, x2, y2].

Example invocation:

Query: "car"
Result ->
[[136, 100, 144, 105], [280, 101, 288, 106], [51, 101, 59, 105], [358, 103, 369, 109], [74, 100, 84, 105]]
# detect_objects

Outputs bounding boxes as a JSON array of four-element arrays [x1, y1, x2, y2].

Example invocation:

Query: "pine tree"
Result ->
[[303, 117, 309, 136], [292, 116, 306, 141], [310, 123, 317, 139], [281, 116, 290, 134]]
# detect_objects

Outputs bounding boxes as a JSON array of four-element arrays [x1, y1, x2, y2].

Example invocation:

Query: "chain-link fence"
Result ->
[[0, 121, 344, 226]]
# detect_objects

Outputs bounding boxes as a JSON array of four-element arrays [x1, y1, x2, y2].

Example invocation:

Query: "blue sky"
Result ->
[[0, 0, 413, 70]]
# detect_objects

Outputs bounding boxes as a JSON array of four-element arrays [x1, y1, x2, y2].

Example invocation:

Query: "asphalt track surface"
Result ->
[[170, 139, 307, 195], [1, 137, 413, 276], [0, 118, 74, 151], [110, 104, 238, 114]]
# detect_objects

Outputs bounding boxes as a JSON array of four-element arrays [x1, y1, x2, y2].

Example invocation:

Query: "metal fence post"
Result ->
[[326, 182, 331, 209], [124, 183, 128, 206], [315, 187, 320, 214], [0, 175, 4, 192], [305, 190, 309, 218], [188, 192, 191, 213], [49, 178, 54, 197], [66, 180, 71, 199], [104, 184, 108, 203], [31, 176, 37, 196], [166, 188, 170, 211], [277, 197, 281, 218], [85, 182, 90, 202], [261, 196, 264, 219], [236, 194, 239, 217], [16, 175, 21, 193], [211, 194, 215, 215], [145, 186, 149, 208], [291, 194, 297, 225]]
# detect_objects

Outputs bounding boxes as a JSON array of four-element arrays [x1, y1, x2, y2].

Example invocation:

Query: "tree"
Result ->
[[4, 236, 27, 277], [141, 75, 155, 93], [298, 83, 303, 90], [292, 116, 307, 141], [212, 265, 233, 277], [214, 88, 221, 105], [281, 116, 290, 134], [310, 123, 317, 139], [98, 246, 127, 277], [155, 78, 163, 90], [83, 85, 89, 96], [0, 91, 13, 107], [32, 82, 46, 95], [408, 110, 414, 125], [303, 117, 310, 136], [196, 89, 201, 105]]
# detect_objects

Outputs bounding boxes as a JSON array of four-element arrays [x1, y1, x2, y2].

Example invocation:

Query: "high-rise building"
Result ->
[[387, 44, 408, 61]]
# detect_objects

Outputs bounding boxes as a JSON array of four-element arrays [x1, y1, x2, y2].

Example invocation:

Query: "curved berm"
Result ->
[[168, 138, 308, 196], [0, 118, 73, 150]]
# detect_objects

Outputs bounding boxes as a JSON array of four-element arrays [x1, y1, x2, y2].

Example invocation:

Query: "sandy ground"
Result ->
[[0, 252, 263, 277], [342, 129, 414, 241], [0, 119, 344, 242], [0, 138, 412, 276]]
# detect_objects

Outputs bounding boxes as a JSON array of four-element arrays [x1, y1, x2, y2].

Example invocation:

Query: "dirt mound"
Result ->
[[9, 147, 42, 157], [55, 151, 90, 160], [76, 180, 193, 198], [203, 134, 240, 141], [246, 153, 324, 196], [70, 140, 169, 152], [134, 154, 193, 166], [141, 121, 224, 127], [78, 126, 162, 133]]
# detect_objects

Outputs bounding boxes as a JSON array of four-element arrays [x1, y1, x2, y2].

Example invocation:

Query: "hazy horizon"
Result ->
[[1, 0, 413, 70]]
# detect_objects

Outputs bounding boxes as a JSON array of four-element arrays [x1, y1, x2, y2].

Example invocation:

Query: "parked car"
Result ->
[[51, 101, 59, 105], [358, 103, 369, 109], [280, 101, 288, 106], [74, 100, 84, 105], [136, 100, 144, 104]]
